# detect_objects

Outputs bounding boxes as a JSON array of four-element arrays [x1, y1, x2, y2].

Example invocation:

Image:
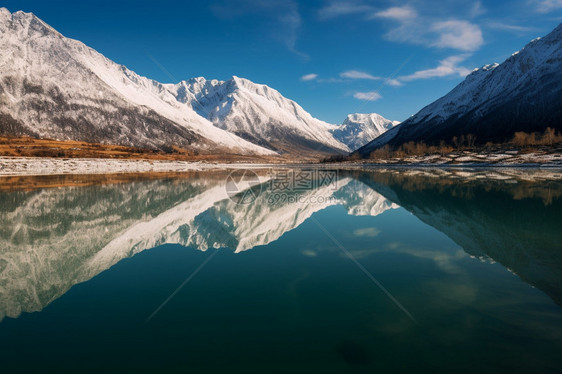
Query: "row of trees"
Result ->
[[370, 142, 453, 159], [511, 127, 562, 146], [369, 127, 562, 160]]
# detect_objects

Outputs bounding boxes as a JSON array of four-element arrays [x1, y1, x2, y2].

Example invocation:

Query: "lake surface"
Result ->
[[0, 168, 561, 373]]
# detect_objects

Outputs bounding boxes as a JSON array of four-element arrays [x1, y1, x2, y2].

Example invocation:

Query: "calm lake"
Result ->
[[0, 168, 561, 373]]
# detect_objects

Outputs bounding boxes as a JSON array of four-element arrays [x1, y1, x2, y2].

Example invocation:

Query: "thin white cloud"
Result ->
[[318, 1, 375, 19], [535, 0, 562, 13], [353, 91, 382, 101], [399, 54, 472, 81], [372, 5, 417, 21], [385, 78, 403, 87], [486, 22, 534, 33], [430, 20, 484, 51], [300, 73, 318, 81], [340, 70, 381, 80], [372, 5, 484, 52]]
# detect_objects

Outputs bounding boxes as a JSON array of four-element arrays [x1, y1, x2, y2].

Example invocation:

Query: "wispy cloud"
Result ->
[[430, 20, 484, 51], [301, 73, 318, 81], [279, 4, 307, 59], [340, 70, 381, 80], [372, 5, 484, 52], [318, 1, 375, 20], [399, 54, 471, 81], [485, 21, 535, 33], [353, 91, 382, 101], [372, 5, 417, 21], [320, 3, 484, 52], [385, 78, 403, 87], [535, 0, 562, 13]]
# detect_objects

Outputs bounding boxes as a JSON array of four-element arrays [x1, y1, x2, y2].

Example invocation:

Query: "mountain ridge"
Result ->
[[357, 23, 562, 156], [0, 8, 271, 155], [0, 8, 399, 157], [167, 76, 351, 154]]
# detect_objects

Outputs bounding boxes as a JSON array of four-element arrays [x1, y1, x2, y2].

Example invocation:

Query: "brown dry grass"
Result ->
[[0, 136, 294, 163]]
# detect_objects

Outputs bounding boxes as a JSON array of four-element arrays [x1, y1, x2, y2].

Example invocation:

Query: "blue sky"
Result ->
[[3, 0, 562, 123]]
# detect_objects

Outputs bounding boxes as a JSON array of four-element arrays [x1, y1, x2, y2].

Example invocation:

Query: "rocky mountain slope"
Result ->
[[0, 8, 398, 156], [0, 8, 274, 155], [357, 23, 562, 156], [168, 77, 351, 154]]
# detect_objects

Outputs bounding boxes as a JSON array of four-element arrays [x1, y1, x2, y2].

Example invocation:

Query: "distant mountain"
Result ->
[[331, 113, 399, 151], [169, 77, 350, 154], [0, 9, 354, 156], [357, 23, 562, 156]]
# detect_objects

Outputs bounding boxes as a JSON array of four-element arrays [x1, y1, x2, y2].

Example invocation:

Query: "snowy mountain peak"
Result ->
[[357, 22, 562, 155], [0, 10, 276, 155], [332, 113, 399, 151], [345, 113, 399, 126], [230, 75, 246, 87], [0, 9, 394, 157], [167, 75, 351, 154], [0, 7, 10, 17], [1, 8, 59, 37]]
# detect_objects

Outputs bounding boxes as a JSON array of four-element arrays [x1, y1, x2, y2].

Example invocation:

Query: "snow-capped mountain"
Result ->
[[0, 8, 273, 155], [0, 9, 357, 156], [332, 113, 399, 151], [168, 77, 350, 154], [358, 23, 562, 156]]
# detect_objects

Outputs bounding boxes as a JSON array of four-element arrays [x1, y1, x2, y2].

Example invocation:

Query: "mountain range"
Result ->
[[2, 7, 560, 160], [0, 8, 396, 157], [357, 23, 562, 156]]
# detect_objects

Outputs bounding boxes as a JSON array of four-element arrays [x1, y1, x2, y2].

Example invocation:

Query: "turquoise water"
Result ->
[[0, 169, 561, 373]]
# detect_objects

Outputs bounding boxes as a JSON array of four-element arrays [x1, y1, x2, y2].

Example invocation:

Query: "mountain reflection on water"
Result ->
[[0, 168, 561, 321]]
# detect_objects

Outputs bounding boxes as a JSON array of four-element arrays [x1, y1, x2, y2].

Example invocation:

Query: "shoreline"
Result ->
[[0, 155, 562, 177]]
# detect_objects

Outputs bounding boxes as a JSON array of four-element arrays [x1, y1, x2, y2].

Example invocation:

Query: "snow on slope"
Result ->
[[167, 76, 350, 154], [407, 63, 500, 125], [332, 113, 399, 151], [0, 7, 425, 157], [0, 8, 402, 156], [358, 23, 562, 155], [0, 8, 273, 155]]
